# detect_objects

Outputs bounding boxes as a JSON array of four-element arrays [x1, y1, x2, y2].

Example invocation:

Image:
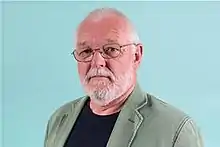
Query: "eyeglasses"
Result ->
[[71, 43, 137, 62]]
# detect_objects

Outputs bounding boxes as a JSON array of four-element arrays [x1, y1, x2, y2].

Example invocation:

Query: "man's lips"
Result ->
[[89, 76, 110, 80]]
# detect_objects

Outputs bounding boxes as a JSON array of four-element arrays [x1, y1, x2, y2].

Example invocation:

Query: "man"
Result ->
[[44, 8, 204, 147]]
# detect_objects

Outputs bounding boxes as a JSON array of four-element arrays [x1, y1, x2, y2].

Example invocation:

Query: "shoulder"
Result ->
[[145, 93, 189, 122], [52, 97, 85, 116], [141, 93, 203, 146]]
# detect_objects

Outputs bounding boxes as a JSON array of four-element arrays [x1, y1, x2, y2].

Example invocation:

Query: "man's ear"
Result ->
[[134, 43, 143, 66]]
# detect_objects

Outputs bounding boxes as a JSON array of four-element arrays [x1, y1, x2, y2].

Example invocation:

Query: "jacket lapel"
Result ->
[[53, 97, 88, 147], [107, 83, 149, 147]]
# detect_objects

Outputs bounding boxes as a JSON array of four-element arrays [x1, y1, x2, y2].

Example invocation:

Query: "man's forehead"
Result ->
[[76, 17, 128, 47], [77, 38, 119, 47]]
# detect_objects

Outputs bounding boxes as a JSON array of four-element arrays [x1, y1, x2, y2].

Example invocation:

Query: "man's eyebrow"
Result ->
[[105, 39, 118, 44], [77, 41, 88, 47]]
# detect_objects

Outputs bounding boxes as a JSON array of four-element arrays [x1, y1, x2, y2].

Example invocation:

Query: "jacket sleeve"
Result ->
[[173, 118, 204, 147]]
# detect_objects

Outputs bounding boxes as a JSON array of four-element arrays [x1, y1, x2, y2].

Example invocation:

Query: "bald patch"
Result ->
[[75, 7, 140, 48], [83, 7, 127, 22]]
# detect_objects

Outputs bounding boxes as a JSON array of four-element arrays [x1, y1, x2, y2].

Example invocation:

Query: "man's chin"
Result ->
[[87, 87, 108, 94]]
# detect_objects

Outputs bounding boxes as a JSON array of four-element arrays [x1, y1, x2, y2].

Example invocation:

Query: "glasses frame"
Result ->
[[71, 43, 137, 62]]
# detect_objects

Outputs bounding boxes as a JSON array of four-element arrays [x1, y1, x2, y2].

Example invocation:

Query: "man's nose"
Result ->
[[91, 51, 106, 68]]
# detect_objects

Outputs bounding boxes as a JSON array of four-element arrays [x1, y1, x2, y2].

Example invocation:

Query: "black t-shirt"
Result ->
[[64, 100, 120, 147]]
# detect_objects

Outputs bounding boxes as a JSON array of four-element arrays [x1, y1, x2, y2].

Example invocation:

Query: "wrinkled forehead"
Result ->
[[75, 17, 131, 48], [77, 38, 119, 48]]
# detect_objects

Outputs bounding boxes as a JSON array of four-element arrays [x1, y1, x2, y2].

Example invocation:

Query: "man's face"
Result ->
[[75, 16, 142, 105]]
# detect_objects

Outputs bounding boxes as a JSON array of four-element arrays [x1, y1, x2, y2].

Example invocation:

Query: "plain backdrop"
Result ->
[[2, 1, 220, 147]]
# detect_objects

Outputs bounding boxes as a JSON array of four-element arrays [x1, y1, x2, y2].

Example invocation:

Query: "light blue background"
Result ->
[[1, 1, 3, 147], [2, 1, 220, 147]]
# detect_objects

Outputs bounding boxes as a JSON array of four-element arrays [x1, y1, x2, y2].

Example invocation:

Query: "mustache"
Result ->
[[85, 68, 115, 81]]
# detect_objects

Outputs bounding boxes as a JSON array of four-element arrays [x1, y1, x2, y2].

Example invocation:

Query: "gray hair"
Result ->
[[77, 7, 141, 45]]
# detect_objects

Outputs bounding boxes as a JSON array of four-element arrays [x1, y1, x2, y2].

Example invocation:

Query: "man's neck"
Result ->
[[89, 84, 135, 116]]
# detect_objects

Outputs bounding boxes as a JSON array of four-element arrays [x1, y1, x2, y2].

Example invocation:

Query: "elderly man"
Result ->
[[44, 8, 204, 147]]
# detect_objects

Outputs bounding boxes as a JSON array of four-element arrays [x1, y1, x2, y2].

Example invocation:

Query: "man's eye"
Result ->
[[105, 47, 118, 52], [104, 47, 120, 57], [79, 49, 92, 57]]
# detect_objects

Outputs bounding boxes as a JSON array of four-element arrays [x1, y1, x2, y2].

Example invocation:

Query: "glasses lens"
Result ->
[[74, 49, 93, 62], [103, 44, 121, 58]]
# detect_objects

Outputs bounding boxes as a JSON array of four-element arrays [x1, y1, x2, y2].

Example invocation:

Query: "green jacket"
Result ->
[[44, 83, 204, 147]]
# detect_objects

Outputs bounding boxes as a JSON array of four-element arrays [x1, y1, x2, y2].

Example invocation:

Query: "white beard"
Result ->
[[82, 67, 134, 106]]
